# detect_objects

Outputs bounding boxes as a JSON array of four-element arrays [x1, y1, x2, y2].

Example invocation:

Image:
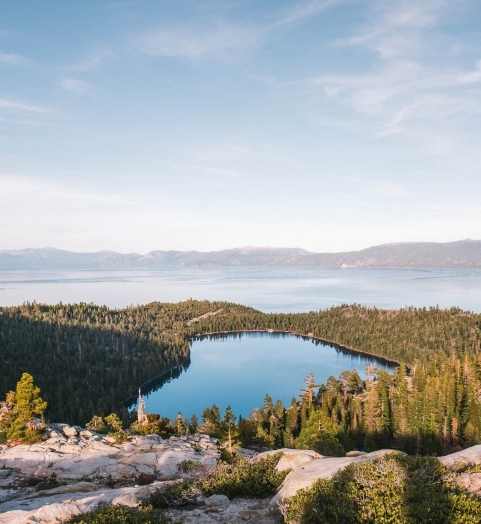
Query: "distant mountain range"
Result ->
[[1, 240, 480, 269]]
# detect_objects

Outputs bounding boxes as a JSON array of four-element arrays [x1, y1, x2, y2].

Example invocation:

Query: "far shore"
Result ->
[[190, 329, 402, 368]]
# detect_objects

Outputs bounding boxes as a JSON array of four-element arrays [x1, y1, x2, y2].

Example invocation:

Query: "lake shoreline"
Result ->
[[191, 329, 401, 368], [126, 328, 400, 413], [140, 330, 396, 419]]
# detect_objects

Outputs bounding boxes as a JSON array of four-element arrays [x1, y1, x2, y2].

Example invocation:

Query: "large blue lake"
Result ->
[[139, 331, 394, 420], [1, 266, 480, 313], [1, 266, 479, 420]]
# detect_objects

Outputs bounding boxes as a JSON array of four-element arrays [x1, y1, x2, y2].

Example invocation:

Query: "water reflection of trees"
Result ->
[[125, 356, 191, 410], [191, 331, 398, 367]]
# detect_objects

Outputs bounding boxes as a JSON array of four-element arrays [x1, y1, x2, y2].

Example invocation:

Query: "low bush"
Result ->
[[149, 479, 202, 509], [149, 453, 288, 509], [284, 453, 481, 524], [177, 459, 208, 477], [202, 453, 289, 498], [35, 473, 65, 491], [65, 504, 172, 524]]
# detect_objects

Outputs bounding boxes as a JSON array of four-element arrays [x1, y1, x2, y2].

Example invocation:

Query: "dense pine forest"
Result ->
[[1, 300, 481, 455]]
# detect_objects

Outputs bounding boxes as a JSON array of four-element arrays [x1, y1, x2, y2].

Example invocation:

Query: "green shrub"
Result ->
[[150, 453, 288, 509], [149, 479, 201, 509], [448, 490, 481, 523], [294, 411, 344, 457], [202, 453, 289, 498], [447, 461, 481, 475], [177, 459, 208, 477], [146, 461, 207, 509], [104, 413, 129, 442], [284, 454, 481, 524], [65, 504, 172, 524], [35, 473, 64, 491], [85, 415, 108, 434]]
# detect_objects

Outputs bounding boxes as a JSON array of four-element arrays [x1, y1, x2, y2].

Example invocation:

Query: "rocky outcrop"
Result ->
[[2, 427, 481, 524], [252, 448, 323, 472], [270, 449, 401, 508], [0, 484, 158, 524], [0, 424, 218, 486], [0, 424, 220, 523], [164, 496, 282, 524], [438, 444, 481, 468]]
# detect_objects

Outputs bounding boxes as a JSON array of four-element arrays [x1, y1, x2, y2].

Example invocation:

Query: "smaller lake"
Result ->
[[140, 332, 395, 420]]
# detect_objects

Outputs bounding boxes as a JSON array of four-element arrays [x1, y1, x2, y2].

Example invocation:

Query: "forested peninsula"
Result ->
[[1, 300, 481, 456]]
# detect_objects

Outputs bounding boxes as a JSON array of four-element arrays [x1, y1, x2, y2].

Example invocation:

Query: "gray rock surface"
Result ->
[[0, 426, 220, 523], [2, 427, 481, 524], [0, 483, 164, 524], [252, 448, 323, 471], [269, 448, 399, 508], [165, 497, 283, 524], [0, 427, 219, 487], [438, 444, 481, 468]]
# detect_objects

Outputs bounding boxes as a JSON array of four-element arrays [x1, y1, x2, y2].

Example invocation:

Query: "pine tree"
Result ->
[[199, 404, 221, 437], [295, 410, 344, 456], [284, 397, 299, 448], [6, 373, 47, 443], [173, 412, 189, 436], [220, 405, 240, 457]]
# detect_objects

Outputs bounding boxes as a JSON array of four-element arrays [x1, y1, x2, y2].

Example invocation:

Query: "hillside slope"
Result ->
[[1, 240, 480, 269]]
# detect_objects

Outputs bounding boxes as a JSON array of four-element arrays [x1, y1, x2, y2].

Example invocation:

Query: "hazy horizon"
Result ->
[[1, 238, 479, 256], [2, 1, 480, 253]]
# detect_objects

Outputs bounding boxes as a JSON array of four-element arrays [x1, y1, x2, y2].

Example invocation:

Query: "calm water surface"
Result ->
[[0, 267, 480, 312], [140, 332, 394, 420]]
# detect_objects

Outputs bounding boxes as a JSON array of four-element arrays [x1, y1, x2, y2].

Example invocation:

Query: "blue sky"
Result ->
[[1, 0, 480, 253]]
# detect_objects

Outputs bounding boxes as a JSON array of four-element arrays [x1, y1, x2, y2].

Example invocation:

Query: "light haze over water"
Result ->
[[0, 267, 480, 313]]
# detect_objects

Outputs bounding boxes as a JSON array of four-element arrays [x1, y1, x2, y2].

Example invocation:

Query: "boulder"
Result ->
[[0, 483, 164, 523], [346, 450, 367, 457], [79, 430, 95, 439], [62, 426, 79, 438], [270, 449, 399, 509], [438, 445, 481, 468], [205, 493, 230, 511], [111, 486, 151, 507], [252, 448, 323, 471]]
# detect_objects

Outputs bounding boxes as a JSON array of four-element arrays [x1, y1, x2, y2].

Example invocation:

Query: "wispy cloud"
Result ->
[[168, 162, 241, 184], [135, 25, 262, 60], [372, 180, 416, 198], [315, 57, 481, 120], [274, 0, 344, 28], [456, 59, 481, 85], [0, 97, 48, 114], [60, 77, 90, 94], [278, 0, 481, 154], [134, 0, 344, 61], [68, 46, 113, 72], [0, 174, 129, 207], [341, 0, 450, 59], [0, 51, 26, 65], [193, 143, 250, 162]]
